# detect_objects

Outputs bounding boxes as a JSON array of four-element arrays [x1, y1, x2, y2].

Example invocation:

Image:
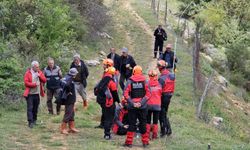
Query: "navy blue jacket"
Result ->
[[107, 53, 121, 71]]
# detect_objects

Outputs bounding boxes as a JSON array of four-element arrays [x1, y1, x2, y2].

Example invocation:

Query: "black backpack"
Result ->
[[54, 75, 72, 104], [94, 76, 112, 104]]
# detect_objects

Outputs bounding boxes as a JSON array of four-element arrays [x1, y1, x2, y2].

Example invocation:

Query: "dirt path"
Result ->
[[122, 0, 158, 72]]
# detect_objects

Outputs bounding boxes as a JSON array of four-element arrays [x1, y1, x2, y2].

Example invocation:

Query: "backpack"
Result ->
[[54, 75, 72, 104], [94, 76, 112, 104]]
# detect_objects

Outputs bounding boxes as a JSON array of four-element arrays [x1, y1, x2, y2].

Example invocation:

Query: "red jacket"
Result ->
[[123, 74, 151, 109], [159, 69, 175, 93], [23, 68, 47, 97], [147, 79, 162, 111], [103, 73, 119, 107]]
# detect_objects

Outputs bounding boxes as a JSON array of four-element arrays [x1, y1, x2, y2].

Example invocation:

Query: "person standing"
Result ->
[[157, 60, 175, 137], [44, 57, 63, 115], [119, 47, 136, 90], [107, 47, 121, 71], [95, 67, 120, 140], [23, 61, 46, 128], [154, 25, 167, 59], [160, 44, 178, 70], [146, 70, 162, 139], [70, 54, 89, 109], [60, 68, 80, 135], [123, 66, 151, 148]]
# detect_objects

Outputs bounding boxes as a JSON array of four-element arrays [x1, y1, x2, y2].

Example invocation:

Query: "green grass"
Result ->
[[0, 0, 249, 149]]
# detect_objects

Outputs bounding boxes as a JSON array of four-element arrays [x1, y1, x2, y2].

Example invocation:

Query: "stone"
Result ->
[[211, 117, 223, 126], [99, 50, 107, 56], [85, 60, 100, 66], [217, 75, 228, 87]]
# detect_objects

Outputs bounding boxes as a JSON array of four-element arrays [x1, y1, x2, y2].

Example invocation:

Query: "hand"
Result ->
[[126, 64, 130, 68], [123, 125, 129, 129], [137, 103, 141, 108], [36, 82, 40, 86], [118, 103, 123, 108]]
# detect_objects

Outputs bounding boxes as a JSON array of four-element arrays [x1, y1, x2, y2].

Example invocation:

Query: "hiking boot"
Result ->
[[60, 122, 69, 135], [104, 135, 111, 140], [166, 128, 172, 136], [68, 121, 79, 133], [83, 100, 88, 109], [28, 122, 34, 128]]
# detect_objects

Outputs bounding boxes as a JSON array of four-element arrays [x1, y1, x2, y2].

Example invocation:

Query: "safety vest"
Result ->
[[131, 81, 146, 98], [44, 66, 61, 89]]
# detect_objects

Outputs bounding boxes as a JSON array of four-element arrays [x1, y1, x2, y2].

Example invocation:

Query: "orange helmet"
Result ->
[[148, 70, 158, 77], [157, 60, 168, 68], [133, 65, 143, 75], [105, 66, 116, 75], [103, 58, 114, 67]]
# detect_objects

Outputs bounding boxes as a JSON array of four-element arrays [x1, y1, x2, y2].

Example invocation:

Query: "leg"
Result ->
[[125, 109, 137, 146], [152, 111, 160, 139], [47, 89, 54, 114], [159, 95, 168, 137], [54, 88, 62, 115], [76, 83, 88, 108], [119, 74, 126, 90], [138, 109, 149, 146], [159, 41, 164, 58], [103, 105, 115, 139], [26, 95, 34, 128], [165, 95, 172, 135], [32, 94, 40, 123], [154, 40, 159, 58], [146, 110, 152, 141]]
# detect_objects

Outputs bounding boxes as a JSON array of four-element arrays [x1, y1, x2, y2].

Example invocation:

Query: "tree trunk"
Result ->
[[157, 0, 160, 20], [193, 23, 201, 92], [151, 0, 156, 14], [164, 0, 168, 25]]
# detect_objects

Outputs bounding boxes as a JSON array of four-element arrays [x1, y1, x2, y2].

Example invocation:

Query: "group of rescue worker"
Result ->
[[23, 25, 176, 148]]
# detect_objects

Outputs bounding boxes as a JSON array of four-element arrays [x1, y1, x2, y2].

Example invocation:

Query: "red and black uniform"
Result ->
[[146, 79, 162, 139], [95, 73, 120, 138], [112, 105, 129, 135], [158, 69, 175, 136], [123, 74, 151, 146]]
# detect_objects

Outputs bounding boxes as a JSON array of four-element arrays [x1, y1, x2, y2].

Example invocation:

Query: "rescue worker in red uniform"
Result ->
[[157, 60, 175, 137], [123, 66, 151, 148], [95, 59, 119, 129], [112, 98, 129, 135], [146, 70, 162, 139], [95, 67, 120, 140]]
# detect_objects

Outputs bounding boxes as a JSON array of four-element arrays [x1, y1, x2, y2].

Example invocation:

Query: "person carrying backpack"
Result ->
[[60, 68, 80, 135], [146, 70, 162, 140], [123, 66, 151, 148], [157, 60, 175, 137], [95, 66, 120, 140]]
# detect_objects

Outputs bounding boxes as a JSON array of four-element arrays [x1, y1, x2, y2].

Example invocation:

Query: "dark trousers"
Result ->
[[147, 110, 160, 124], [47, 88, 61, 114], [154, 40, 164, 58], [103, 105, 115, 136], [99, 104, 105, 126], [119, 73, 129, 90], [159, 94, 172, 133], [26, 94, 40, 124], [63, 104, 75, 123], [128, 109, 147, 134]]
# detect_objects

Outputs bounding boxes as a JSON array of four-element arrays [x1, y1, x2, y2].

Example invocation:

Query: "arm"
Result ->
[[123, 80, 134, 106], [114, 106, 124, 127], [83, 62, 89, 78], [130, 56, 136, 68], [140, 81, 151, 106], [154, 29, 157, 36], [109, 80, 120, 103], [58, 66, 63, 79], [24, 72, 37, 88], [158, 78, 165, 87], [38, 70, 47, 83]]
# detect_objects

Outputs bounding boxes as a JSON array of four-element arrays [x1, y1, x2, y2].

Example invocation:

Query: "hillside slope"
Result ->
[[0, 0, 249, 149]]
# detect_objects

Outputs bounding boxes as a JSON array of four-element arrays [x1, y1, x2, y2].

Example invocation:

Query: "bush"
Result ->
[[229, 71, 247, 87]]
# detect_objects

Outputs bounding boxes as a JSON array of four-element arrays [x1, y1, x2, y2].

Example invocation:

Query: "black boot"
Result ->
[[154, 52, 157, 58], [166, 118, 172, 136], [56, 104, 61, 115]]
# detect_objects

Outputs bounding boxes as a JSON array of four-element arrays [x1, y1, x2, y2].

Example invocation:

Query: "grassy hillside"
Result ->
[[0, 0, 249, 149]]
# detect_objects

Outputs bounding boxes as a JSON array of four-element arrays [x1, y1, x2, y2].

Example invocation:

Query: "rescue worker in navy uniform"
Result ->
[[44, 57, 63, 115], [153, 25, 167, 59], [157, 60, 175, 137], [95, 67, 120, 140], [123, 66, 151, 148], [112, 98, 129, 135]]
